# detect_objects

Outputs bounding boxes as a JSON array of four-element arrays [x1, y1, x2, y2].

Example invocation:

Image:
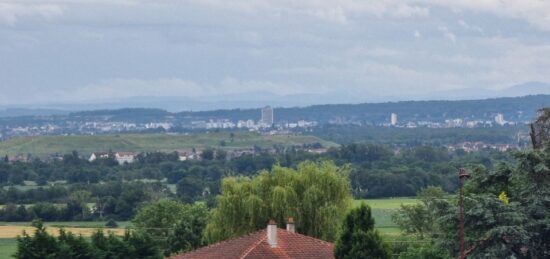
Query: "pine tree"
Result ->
[[91, 230, 131, 259], [334, 203, 391, 259], [57, 229, 96, 259], [123, 230, 162, 259], [14, 220, 59, 259]]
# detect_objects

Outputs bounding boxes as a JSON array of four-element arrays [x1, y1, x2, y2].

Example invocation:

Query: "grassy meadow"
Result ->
[[0, 132, 337, 157], [357, 198, 419, 238], [0, 238, 16, 259]]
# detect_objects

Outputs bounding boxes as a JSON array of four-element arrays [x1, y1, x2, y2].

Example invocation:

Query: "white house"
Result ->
[[178, 151, 190, 161], [89, 152, 110, 162], [114, 152, 137, 165]]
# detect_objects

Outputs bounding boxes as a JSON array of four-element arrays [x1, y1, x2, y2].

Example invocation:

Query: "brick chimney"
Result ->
[[267, 219, 277, 247], [286, 217, 295, 233]]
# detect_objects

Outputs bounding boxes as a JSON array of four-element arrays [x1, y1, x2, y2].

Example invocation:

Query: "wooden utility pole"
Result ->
[[458, 168, 470, 259]]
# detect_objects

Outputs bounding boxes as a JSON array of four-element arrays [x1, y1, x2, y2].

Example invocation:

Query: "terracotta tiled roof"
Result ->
[[168, 228, 334, 259]]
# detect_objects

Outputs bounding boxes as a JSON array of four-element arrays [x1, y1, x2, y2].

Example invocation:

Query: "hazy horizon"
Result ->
[[2, 1, 550, 107]]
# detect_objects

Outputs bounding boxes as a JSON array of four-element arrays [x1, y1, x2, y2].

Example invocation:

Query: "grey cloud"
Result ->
[[0, 0, 549, 106], [0, 2, 63, 26], [425, 0, 550, 31]]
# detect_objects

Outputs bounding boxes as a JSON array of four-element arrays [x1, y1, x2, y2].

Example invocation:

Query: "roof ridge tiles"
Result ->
[[280, 229, 333, 247], [169, 227, 335, 259], [239, 234, 266, 259], [167, 229, 266, 259]]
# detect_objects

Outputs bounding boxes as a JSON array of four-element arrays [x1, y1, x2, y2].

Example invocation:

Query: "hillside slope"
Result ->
[[0, 132, 337, 157]]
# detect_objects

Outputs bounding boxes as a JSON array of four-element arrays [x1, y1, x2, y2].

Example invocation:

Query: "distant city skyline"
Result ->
[[1, 1, 550, 106]]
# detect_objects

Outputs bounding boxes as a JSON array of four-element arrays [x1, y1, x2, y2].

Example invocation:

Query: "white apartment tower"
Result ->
[[261, 106, 274, 126], [495, 113, 505, 126], [390, 113, 398, 126]]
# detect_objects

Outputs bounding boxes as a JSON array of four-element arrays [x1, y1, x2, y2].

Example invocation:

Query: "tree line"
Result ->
[[14, 161, 393, 258], [12, 144, 550, 258], [1, 143, 511, 221], [15, 220, 162, 259]]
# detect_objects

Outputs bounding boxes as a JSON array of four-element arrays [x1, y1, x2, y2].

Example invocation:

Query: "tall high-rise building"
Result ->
[[390, 113, 398, 126], [261, 106, 274, 126], [495, 113, 505, 126]]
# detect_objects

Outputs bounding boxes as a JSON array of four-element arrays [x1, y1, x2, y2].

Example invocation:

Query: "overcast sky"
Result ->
[[1, 0, 550, 106]]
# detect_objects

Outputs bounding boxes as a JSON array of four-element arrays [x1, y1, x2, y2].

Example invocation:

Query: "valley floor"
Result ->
[[0, 198, 418, 259]]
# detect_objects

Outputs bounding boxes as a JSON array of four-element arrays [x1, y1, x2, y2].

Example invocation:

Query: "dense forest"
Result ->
[[310, 124, 529, 146], [11, 145, 550, 258]]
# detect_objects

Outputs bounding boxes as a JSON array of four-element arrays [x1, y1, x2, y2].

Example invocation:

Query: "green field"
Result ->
[[0, 238, 16, 259], [357, 198, 420, 238], [0, 132, 337, 157], [356, 198, 419, 209]]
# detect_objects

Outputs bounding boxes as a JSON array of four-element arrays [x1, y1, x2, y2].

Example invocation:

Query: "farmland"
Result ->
[[0, 132, 337, 157], [0, 198, 416, 258], [0, 221, 128, 259], [357, 198, 420, 238], [0, 238, 16, 259], [0, 225, 125, 239]]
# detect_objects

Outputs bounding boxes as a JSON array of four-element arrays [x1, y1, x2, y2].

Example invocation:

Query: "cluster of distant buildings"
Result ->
[[0, 121, 175, 139], [384, 112, 516, 128], [88, 149, 208, 165], [88, 151, 139, 164], [447, 142, 517, 153], [0, 104, 529, 142], [83, 122, 173, 132], [86, 144, 328, 165], [193, 106, 317, 131], [0, 106, 319, 140]]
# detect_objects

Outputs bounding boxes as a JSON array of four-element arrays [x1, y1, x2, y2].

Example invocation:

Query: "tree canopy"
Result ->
[[334, 203, 391, 259], [205, 161, 352, 243], [394, 147, 550, 258], [15, 219, 162, 259], [391, 186, 445, 239], [132, 200, 209, 256]]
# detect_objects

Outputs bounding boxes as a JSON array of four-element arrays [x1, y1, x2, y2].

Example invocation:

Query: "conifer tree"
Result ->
[[432, 147, 550, 258], [14, 220, 59, 259], [334, 203, 391, 259], [57, 229, 95, 259]]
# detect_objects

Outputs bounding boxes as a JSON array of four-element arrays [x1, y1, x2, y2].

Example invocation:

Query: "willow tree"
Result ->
[[205, 161, 352, 243]]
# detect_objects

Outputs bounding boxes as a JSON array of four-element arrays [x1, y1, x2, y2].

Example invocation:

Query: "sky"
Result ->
[[1, 0, 550, 106]]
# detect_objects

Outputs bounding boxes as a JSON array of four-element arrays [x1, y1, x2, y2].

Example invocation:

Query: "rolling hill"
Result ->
[[0, 132, 337, 157]]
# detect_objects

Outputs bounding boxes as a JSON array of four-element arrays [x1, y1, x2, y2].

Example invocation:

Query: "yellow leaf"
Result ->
[[498, 191, 509, 205]]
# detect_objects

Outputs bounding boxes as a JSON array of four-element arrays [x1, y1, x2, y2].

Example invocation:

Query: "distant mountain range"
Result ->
[[0, 108, 69, 118], [1, 82, 549, 116], [426, 82, 550, 100]]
